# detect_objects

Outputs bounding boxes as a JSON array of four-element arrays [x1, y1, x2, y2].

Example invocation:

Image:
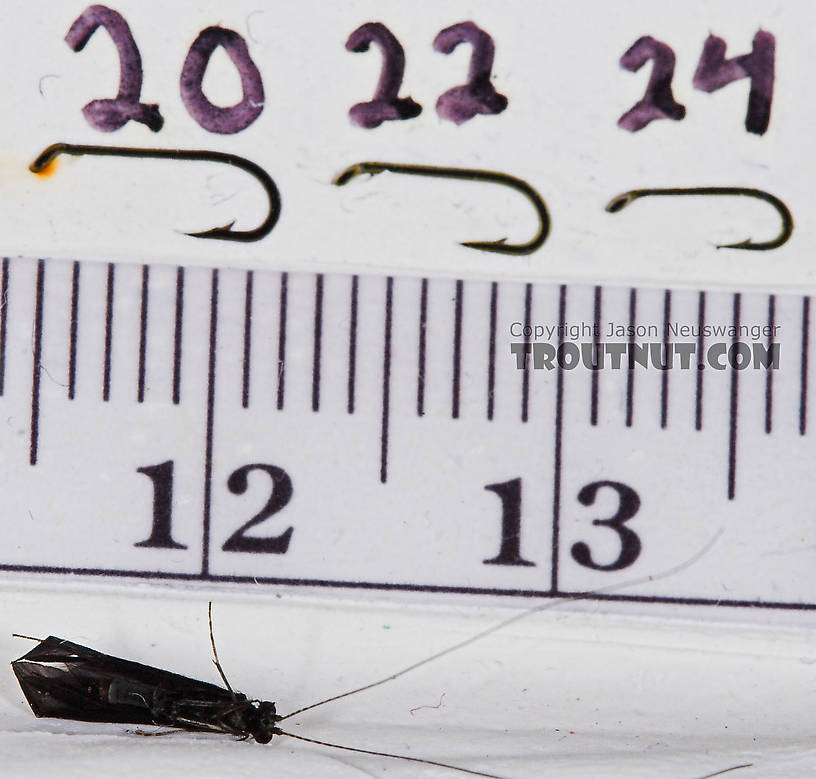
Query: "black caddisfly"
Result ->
[[11, 533, 726, 778], [11, 604, 502, 778]]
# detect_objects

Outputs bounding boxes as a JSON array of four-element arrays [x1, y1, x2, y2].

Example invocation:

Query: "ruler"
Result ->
[[0, 254, 812, 613]]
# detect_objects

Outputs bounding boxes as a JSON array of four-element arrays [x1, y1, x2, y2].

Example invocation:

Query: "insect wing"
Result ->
[[12, 636, 236, 726]]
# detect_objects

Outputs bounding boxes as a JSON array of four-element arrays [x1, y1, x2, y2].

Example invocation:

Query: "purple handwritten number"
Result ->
[[180, 27, 264, 135], [693, 30, 775, 135], [618, 36, 686, 132], [65, 5, 163, 132], [346, 22, 422, 129], [434, 21, 507, 125]]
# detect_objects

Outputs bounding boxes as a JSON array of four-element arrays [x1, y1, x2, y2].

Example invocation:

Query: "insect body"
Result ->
[[11, 606, 503, 779], [10, 540, 724, 778], [12, 635, 282, 743]]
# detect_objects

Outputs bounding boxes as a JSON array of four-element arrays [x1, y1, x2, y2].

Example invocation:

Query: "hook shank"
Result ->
[[334, 161, 549, 255], [606, 186, 792, 251], [30, 142, 281, 242]]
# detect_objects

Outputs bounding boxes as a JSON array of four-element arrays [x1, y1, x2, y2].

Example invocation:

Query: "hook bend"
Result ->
[[606, 186, 792, 251], [30, 142, 281, 242], [334, 161, 549, 255]]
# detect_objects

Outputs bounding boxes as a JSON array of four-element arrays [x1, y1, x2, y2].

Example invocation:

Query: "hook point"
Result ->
[[716, 239, 754, 251], [185, 221, 237, 240]]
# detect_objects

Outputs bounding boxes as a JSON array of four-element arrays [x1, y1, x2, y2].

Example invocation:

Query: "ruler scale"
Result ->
[[696, 292, 706, 432], [801, 296, 810, 435], [0, 257, 9, 397], [29, 260, 44, 465], [1, 254, 814, 611]]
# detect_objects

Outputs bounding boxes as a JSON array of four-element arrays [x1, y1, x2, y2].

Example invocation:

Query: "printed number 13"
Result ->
[[483, 478, 642, 571]]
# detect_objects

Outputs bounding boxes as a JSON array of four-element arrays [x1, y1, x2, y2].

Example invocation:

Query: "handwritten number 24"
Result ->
[[619, 30, 775, 135]]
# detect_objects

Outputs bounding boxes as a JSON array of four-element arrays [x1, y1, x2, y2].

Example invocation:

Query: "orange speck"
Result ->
[[32, 159, 58, 178]]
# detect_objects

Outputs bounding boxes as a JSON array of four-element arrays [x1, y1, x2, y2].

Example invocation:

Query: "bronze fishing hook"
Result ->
[[606, 186, 793, 251], [334, 161, 549, 255], [30, 142, 281, 242]]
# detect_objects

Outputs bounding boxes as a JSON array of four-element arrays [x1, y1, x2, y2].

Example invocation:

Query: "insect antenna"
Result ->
[[278, 527, 723, 721], [11, 633, 44, 642], [693, 764, 753, 779], [207, 602, 235, 699], [273, 727, 508, 779]]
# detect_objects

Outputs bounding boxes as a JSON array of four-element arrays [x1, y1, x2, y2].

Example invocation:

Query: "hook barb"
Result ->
[[30, 142, 281, 243], [334, 161, 549, 255], [605, 186, 792, 251]]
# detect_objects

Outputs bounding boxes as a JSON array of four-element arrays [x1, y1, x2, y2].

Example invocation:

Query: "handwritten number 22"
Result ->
[[346, 20, 507, 128]]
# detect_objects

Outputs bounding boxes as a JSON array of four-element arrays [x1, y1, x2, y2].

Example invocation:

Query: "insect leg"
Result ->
[[126, 728, 184, 737]]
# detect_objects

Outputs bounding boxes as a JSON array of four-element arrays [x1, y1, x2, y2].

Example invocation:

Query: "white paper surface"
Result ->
[[0, 1, 811, 290], [1, 2, 815, 777], [3, 586, 816, 779]]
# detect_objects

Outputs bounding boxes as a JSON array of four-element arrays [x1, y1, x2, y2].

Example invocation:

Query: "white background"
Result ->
[[0, 0, 812, 291], [1, 2, 815, 778]]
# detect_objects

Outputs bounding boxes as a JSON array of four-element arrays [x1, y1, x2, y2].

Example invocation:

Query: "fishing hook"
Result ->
[[29, 142, 281, 242], [605, 186, 793, 251], [334, 161, 549, 255]]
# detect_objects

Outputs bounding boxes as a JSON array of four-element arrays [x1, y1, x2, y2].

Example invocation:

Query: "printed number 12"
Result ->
[[135, 461, 294, 553]]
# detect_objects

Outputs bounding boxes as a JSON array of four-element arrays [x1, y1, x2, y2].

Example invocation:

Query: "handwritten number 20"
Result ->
[[67, 5, 263, 135]]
